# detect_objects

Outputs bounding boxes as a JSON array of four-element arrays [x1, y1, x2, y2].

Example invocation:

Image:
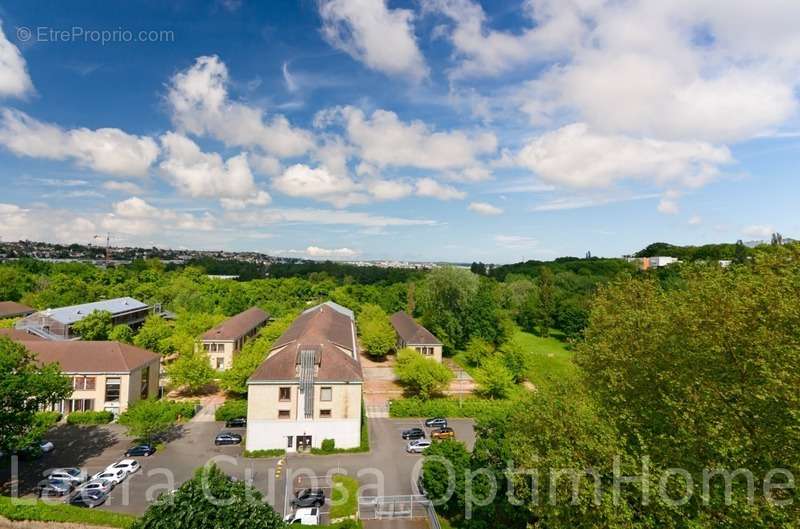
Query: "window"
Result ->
[[279, 387, 291, 401], [105, 377, 121, 402], [69, 399, 94, 412], [287, 436, 293, 448], [278, 410, 291, 419], [140, 366, 150, 400], [216, 357, 225, 369], [320, 387, 332, 402], [320, 409, 332, 418], [73, 376, 96, 391]]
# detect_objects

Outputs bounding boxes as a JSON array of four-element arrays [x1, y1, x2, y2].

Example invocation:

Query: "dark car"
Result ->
[[431, 427, 455, 440], [69, 489, 107, 508], [214, 432, 243, 446], [225, 417, 247, 428], [402, 427, 426, 440], [424, 417, 447, 429], [125, 444, 156, 457], [416, 475, 428, 497], [37, 479, 73, 498], [291, 488, 325, 508]]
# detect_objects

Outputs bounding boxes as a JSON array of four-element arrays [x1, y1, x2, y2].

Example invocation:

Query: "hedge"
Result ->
[[329, 474, 359, 520], [0, 496, 137, 528], [389, 397, 512, 419], [214, 399, 247, 422], [66, 410, 115, 425], [243, 449, 285, 458], [34, 411, 62, 427]]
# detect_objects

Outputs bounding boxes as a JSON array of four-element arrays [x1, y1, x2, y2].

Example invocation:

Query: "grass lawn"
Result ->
[[511, 329, 579, 388], [329, 474, 359, 519], [0, 496, 137, 528]]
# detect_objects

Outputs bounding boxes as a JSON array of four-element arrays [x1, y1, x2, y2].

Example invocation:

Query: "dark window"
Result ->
[[105, 377, 121, 402], [140, 366, 150, 400], [287, 436, 293, 448], [279, 387, 291, 401], [320, 409, 332, 418], [278, 410, 291, 419]]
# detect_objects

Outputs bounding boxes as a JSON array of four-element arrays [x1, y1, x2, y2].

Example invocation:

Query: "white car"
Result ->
[[106, 459, 140, 476], [406, 440, 432, 453], [47, 468, 87, 485], [79, 479, 114, 495], [92, 468, 126, 485], [284, 507, 320, 525], [39, 441, 55, 454]]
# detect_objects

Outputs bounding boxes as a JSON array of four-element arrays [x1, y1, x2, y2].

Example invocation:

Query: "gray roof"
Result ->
[[302, 301, 354, 321], [40, 297, 149, 325]]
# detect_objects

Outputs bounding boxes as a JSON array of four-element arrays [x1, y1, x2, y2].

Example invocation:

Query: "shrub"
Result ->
[[118, 399, 197, 442], [389, 397, 512, 420], [215, 399, 247, 422], [243, 449, 286, 458], [0, 496, 136, 528], [463, 337, 494, 367], [34, 411, 62, 427], [474, 355, 516, 399], [394, 348, 453, 399], [66, 410, 114, 425], [321, 438, 336, 451]]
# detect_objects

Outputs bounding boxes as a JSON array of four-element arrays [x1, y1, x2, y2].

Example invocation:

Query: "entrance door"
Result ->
[[296, 435, 312, 451]]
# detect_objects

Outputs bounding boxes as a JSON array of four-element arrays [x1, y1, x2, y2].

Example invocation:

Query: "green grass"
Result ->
[[511, 330, 579, 388], [0, 496, 137, 528], [329, 474, 359, 519]]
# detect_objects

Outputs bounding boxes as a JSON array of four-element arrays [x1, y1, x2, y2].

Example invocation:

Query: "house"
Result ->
[[246, 301, 362, 452], [199, 307, 269, 370], [7, 338, 160, 416], [15, 297, 151, 340], [0, 301, 35, 319], [390, 311, 443, 362]]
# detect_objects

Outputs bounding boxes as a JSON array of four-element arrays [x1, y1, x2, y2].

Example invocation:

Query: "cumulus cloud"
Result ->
[[319, 0, 427, 81], [468, 202, 503, 216], [0, 21, 34, 98], [167, 55, 314, 157], [0, 109, 158, 177], [304, 245, 358, 258], [102, 181, 144, 195], [272, 163, 367, 207], [106, 197, 216, 234], [415, 178, 466, 201], [0, 203, 96, 243]]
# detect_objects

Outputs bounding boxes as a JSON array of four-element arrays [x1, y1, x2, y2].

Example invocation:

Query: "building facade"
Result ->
[[246, 302, 363, 452], [390, 311, 443, 363], [199, 307, 269, 370], [15, 297, 151, 340]]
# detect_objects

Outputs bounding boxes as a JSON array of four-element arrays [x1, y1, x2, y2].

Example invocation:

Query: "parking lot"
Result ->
[[1, 417, 475, 519]]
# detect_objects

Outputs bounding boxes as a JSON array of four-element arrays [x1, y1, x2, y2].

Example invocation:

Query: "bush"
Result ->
[[394, 348, 453, 399], [463, 337, 494, 367], [0, 496, 137, 528], [34, 411, 62, 427], [474, 355, 516, 399], [243, 449, 286, 458], [329, 474, 359, 519], [321, 438, 336, 451], [118, 399, 197, 442], [389, 397, 512, 420], [66, 410, 114, 425], [215, 399, 247, 422]]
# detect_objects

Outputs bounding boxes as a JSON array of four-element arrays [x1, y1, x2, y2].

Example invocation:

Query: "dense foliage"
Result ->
[[118, 399, 196, 442], [66, 410, 114, 425], [71, 310, 113, 340], [395, 348, 454, 398], [358, 304, 396, 358], [635, 241, 754, 261]]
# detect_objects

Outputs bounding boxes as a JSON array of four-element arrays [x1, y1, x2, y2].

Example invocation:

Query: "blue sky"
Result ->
[[0, 0, 798, 263]]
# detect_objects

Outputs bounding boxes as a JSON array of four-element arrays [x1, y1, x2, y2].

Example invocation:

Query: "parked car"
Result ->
[[47, 468, 87, 485], [416, 475, 428, 497], [225, 417, 247, 428], [214, 432, 243, 445], [125, 444, 156, 457], [291, 488, 325, 508], [431, 427, 455, 440], [39, 440, 55, 454], [401, 427, 426, 440], [284, 507, 320, 525], [79, 479, 114, 495], [106, 459, 140, 476], [69, 489, 107, 508], [37, 479, 73, 498], [406, 439, 432, 453], [424, 417, 447, 429], [91, 468, 126, 485]]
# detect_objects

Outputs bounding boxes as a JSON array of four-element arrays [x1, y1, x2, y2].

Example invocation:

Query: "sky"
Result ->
[[0, 0, 798, 263]]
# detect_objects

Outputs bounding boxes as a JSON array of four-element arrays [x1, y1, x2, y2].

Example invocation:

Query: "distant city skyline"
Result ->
[[0, 1, 798, 263]]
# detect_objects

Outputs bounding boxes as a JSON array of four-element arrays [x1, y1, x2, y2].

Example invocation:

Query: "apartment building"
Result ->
[[15, 297, 151, 340], [199, 307, 269, 370], [390, 311, 443, 362], [246, 301, 362, 452]]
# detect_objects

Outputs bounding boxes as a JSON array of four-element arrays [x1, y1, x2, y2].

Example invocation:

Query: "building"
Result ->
[[246, 301, 362, 452], [199, 307, 269, 370], [0, 301, 35, 319], [14, 297, 151, 340], [0, 328, 44, 341], [10, 338, 160, 415], [648, 256, 680, 268], [390, 311, 443, 363]]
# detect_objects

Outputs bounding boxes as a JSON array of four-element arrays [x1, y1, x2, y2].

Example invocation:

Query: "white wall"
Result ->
[[246, 418, 361, 452]]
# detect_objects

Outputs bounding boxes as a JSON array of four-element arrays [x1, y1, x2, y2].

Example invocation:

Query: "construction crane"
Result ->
[[91, 233, 112, 267]]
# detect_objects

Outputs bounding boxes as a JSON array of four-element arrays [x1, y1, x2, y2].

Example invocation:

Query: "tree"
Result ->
[[167, 351, 215, 394], [0, 337, 72, 452], [117, 399, 185, 443], [474, 355, 516, 399], [394, 348, 453, 399], [359, 304, 396, 358], [463, 336, 494, 367], [536, 267, 556, 336], [71, 310, 113, 340], [134, 315, 174, 354], [421, 439, 471, 518], [133, 464, 284, 529], [109, 324, 134, 343], [417, 267, 479, 351]]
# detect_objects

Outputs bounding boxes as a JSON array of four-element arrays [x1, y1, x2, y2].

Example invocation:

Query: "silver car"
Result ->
[[406, 439, 432, 453], [79, 479, 114, 495], [47, 468, 87, 485]]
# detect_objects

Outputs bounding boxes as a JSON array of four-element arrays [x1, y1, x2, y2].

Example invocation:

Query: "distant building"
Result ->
[[390, 311, 443, 363], [246, 301, 362, 452], [10, 338, 160, 415], [15, 297, 151, 341], [648, 256, 679, 268], [199, 307, 269, 370], [0, 301, 35, 319]]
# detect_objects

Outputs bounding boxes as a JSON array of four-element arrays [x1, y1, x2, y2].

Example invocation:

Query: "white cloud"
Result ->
[[415, 178, 466, 201], [657, 198, 679, 215], [0, 21, 34, 98], [0, 203, 97, 243], [106, 197, 216, 234], [272, 163, 367, 207], [0, 109, 158, 177], [530, 193, 659, 212], [226, 207, 435, 228], [367, 179, 413, 201], [102, 181, 144, 195], [494, 234, 538, 250], [319, 0, 427, 81], [742, 224, 774, 239], [468, 202, 503, 215], [305, 245, 358, 258], [159, 132, 270, 208], [250, 154, 282, 176], [167, 55, 314, 157], [517, 123, 732, 189]]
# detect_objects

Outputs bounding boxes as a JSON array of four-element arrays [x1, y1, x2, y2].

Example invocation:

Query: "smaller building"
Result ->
[[390, 311, 443, 362], [199, 307, 269, 370], [15, 297, 151, 340], [17, 340, 160, 415], [0, 301, 35, 319]]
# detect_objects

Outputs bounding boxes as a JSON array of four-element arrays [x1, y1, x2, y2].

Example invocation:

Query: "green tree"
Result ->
[[422, 439, 471, 518], [0, 337, 72, 452], [71, 310, 113, 340], [167, 351, 215, 394], [394, 348, 453, 399], [109, 324, 134, 343], [134, 315, 174, 354], [536, 267, 556, 336], [474, 355, 515, 399], [117, 399, 186, 443], [462, 336, 494, 367], [359, 304, 396, 358], [133, 464, 284, 529], [417, 267, 479, 351]]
